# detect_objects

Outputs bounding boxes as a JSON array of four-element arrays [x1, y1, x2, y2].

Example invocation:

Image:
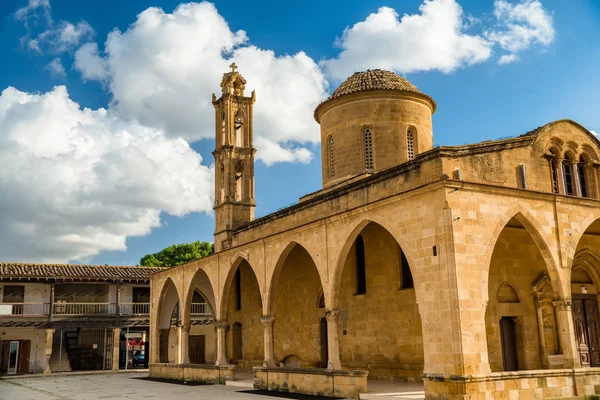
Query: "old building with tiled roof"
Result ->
[[0, 262, 214, 376]]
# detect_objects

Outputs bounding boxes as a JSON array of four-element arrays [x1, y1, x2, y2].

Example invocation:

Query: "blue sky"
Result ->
[[0, 0, 598, 265]]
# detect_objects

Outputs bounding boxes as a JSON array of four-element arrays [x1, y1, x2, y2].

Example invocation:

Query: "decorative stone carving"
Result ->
[[325, 310, 340, 322], [553, 300, 573, 311]]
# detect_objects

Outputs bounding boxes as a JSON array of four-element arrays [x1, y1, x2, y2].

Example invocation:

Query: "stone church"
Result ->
[[149, 66, 600, 399]]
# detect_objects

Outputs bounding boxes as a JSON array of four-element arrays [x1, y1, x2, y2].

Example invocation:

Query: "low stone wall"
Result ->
[[423, 368, 600, 399], [343, 362, 423, 382], [253, 366, 368, 399], [149, 363, 235, 384]]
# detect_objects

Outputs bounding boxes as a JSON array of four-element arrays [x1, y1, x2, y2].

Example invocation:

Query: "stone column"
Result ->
[[112, 327, 121, 371], [44, 328, 55, 374], [261, 316, 276, 367], [535, 299, 549, 367], [553, 300, 581, 368], [325, 310, 342, 370], [214, 321, 229, 366], [179, 325, 190, 364]]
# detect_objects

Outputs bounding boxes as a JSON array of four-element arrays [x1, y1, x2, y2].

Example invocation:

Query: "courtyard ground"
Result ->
[[0, 372, 425, 400]]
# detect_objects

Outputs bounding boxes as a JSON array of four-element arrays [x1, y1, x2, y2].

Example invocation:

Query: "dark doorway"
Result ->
[[319, 318, 328, 368], [572, 295, 600, 367], [189, 335, 206, 364], [232, 322, 243, 363], [159, 329, 170, 363], [500, 317, 518, 371]]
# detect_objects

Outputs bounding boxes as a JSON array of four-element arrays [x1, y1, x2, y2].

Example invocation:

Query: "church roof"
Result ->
[[314, 69, 436, 120]]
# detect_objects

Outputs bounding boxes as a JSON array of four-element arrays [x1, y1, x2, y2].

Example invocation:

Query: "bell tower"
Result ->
[[212, 63, 256, 252]]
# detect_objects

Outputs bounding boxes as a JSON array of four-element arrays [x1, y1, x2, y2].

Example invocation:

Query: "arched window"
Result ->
[[364, 128, 373, 170], [234, 268, 242, 310], [399, 247, 413, 289], [355, 235, 366, 294], [563, 154, 575, 196], [235, 162, 243, 202], [550, 159, 559, 194], [579, 155, 588, 198], [234, 113, 243, 147], [329, 136, 335, 177], [407, 128, 415, 160]]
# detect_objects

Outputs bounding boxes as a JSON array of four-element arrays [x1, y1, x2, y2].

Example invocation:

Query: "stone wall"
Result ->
[[273, 245, 325, 366], [225, 261, 263, 368], [485, 226, 548, 372], [339, 222, 423, 380]]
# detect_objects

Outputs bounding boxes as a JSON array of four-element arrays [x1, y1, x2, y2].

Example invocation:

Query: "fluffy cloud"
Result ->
[[0, 85, 213, 262], [15, 0, 94, 54], [591, 130, 598, 136], [46, 57, 66, 77], [322, 0, 555, 79], [74, 2, 328, 163], [322, 0, 492, 80], [485, 0, 554, 63]]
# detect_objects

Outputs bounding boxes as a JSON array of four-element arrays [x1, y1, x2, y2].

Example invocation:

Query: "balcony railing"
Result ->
[[119, 303, 150, 315], [53, 302, 116, 315], [190, 303, 210, 315], [0, 302, 50, 316]]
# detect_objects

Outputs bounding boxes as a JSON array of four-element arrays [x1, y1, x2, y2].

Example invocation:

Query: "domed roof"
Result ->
[[314, 69, 435, 121]]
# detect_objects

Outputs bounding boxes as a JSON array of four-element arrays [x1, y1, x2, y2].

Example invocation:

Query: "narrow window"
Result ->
[[407, 128, 415, 160], [550, 159, 559, 194], [563, 160, 574, 196], [234, 113, 243, 147], [235, 268, 242, 310], [364, 128, 373, 170], [329, 136, 335, 177], [579, 156, 588, 198], [355, 235, 366, 294], [400, 248, 414, 289]]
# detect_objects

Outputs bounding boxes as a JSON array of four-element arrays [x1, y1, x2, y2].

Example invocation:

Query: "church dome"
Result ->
[[314, 69, 436, 121]]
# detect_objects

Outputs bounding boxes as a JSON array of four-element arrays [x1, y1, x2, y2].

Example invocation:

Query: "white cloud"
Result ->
[[485, 0, 554, 62], [254, 137, 313, 166], [46, 57, 66, 77], [498, 54, 519, 64], [322, 1, 493, 80], [0, 85, 214, 263], [591, 130, 598, 136], [74, 2, 328, 156], [15, 0, 94, 54]]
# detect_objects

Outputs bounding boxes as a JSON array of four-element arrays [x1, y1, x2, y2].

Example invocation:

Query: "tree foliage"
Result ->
[[140, 241, 214, 267]]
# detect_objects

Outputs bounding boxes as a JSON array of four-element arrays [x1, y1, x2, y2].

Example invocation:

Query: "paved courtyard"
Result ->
[[0, 372, 424, 400]]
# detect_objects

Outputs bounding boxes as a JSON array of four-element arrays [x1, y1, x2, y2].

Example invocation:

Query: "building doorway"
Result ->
[[232, 322, 242, 363], [319, 318, 328, 368], [7, 341, 19, 375], [189, 335, 206, 364], [500, 317, 518, 371], [572, 295, 600, 367]]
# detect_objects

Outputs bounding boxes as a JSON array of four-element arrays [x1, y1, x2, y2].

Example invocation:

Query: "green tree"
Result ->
[[140, 241, 214, 267]]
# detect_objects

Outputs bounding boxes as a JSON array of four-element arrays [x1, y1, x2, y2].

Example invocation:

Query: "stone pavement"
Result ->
[[0, 372, 337, 400]]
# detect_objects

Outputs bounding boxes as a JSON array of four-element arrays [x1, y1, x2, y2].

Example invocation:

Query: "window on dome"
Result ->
[[364, 128, 373, 170], [329, 136, 335, 177], [407, 128, 415, 160]]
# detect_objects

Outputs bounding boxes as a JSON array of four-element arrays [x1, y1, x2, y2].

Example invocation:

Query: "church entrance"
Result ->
[[572, 295, 600, 367]]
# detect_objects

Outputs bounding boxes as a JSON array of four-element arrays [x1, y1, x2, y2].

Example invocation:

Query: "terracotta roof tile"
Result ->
[[0, 262, 165, 281], [314, 69, 436, 120]]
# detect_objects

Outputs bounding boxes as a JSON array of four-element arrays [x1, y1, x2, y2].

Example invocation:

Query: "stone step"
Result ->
[[225, 380, 254, 388]]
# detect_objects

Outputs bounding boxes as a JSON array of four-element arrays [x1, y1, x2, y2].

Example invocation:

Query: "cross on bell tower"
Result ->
[[212, 64, 256, 252]]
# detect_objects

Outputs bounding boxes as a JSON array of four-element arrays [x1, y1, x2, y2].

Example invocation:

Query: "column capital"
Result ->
[[535, 300, 545, 308], [213, 320, 229, 330], [325, 310, 340, 322], [553, 299, 572, 311], [182, 325, 191, 333], [261, 315, 275, 327]]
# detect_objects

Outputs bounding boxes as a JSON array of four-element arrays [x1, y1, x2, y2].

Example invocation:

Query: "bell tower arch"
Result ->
[[212, 63, 256, 252]]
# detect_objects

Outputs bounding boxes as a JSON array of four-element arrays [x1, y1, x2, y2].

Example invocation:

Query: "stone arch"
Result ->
[[568, 211, 600, 269], [156, 277, 181, 364], [497, 282, 520, 303], [182, 267, 216, 327], [218, 253, 263, 320], [482, 206, 559, 299], [330, 218, 420, 310], [268, 240, 327, 367], [266, 241, 325, 316]]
